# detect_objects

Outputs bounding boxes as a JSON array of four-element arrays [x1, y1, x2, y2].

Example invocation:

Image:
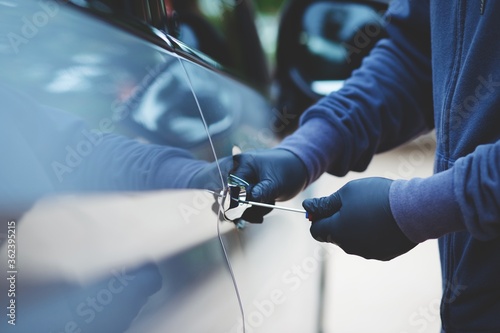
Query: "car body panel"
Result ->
[[0, 1, 321, 332], [0, 190, 241, 333]]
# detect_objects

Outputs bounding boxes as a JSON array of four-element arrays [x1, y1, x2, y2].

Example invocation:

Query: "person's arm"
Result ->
[[392, 140, 500, 243], [303, 140, 500, 261], [279, 0, 434, 184], [233, 1, 434, 207]]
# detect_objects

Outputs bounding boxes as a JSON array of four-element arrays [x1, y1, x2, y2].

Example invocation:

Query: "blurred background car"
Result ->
[[274, 0, 389, 132], [94, 0, 389, 133]]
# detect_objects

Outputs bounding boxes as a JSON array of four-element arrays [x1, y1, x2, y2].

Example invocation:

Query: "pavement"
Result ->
[[309, 132, 443, 333]]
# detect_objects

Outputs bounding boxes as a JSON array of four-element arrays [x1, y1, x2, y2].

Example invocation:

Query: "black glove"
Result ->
[[185, 155, 274, 224], [303, 177, 417, 261], [232, 148, 308, 223], [233, 148, 308, 202]]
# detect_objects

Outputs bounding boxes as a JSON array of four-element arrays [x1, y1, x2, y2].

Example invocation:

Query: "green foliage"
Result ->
[[254, 0, 286, 13]]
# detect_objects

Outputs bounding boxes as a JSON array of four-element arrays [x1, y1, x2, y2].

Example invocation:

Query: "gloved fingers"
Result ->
[[241, 185, 274, 223], [232, 154, 278, 203], [240, 205, 272, 224], [231, 154, 258, 184], [250, 179, 279, 203], [309, 214, 380, 258], [302, 192, 342, 221], [309, 213, 341, 244]]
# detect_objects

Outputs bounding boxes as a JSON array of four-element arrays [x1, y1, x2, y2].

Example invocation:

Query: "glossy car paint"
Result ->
[[0, 1, 321, 332]]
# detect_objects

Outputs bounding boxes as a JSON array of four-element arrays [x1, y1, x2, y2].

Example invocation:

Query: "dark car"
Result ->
[[0, 1, 323, 332], [274, 0, 389, 132]]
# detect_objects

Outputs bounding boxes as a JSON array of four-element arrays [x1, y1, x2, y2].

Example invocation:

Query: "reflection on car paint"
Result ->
[[0, 1, 322, 332]]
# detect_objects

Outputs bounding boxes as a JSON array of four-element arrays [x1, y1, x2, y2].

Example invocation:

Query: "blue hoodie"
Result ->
[[279, 0, 500, 331]]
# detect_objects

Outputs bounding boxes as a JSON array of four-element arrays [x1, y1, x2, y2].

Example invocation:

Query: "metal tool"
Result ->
[[234, 198, 312, 221], [227, 174, 311, 220], [207, 174, 312, 222], [232, 198, 307, 214]]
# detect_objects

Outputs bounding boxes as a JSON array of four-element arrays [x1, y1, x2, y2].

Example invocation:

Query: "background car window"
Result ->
[[174, 0, 270, 90], [274, 0, 388, 132], [100, 0, 270, 91]]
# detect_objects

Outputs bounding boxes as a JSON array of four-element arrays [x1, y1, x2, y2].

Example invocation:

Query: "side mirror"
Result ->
[[274, 0, 389, 133]]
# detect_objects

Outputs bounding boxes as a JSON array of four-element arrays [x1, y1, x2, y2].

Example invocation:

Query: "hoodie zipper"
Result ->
[[439, 3, 465, 326], [440, 1, 466, 166], [481, 0, 486, 14]]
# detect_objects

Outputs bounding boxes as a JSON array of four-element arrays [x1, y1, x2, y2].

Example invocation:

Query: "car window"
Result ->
[[180, 56, 281, 333], [1, 1, 226, 159], [1, 5, 165, 140], [178, 58, 276, 159], [107, 0, 270, 90], [174, 0, 270, 88]]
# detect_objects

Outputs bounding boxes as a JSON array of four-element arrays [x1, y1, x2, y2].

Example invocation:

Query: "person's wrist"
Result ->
[[274, 148, 308, 186], [389, 169, 466, 243], [277, 118, 345, 185]]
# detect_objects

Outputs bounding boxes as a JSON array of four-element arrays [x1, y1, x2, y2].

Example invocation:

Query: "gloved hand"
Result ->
[[303, 177, 417, 261], [233, 148, 308, 202], [232, 148, 308, 223]]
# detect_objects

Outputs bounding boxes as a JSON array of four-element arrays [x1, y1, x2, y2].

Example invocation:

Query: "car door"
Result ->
[[181, 54, 323, 333], [1, 1, 324, 332], [0, 2, 245, 332]]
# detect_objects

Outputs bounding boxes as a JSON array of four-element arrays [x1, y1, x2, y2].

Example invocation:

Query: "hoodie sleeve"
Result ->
[[390, 140, 500, 242], [278, 0, 434, 184]]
